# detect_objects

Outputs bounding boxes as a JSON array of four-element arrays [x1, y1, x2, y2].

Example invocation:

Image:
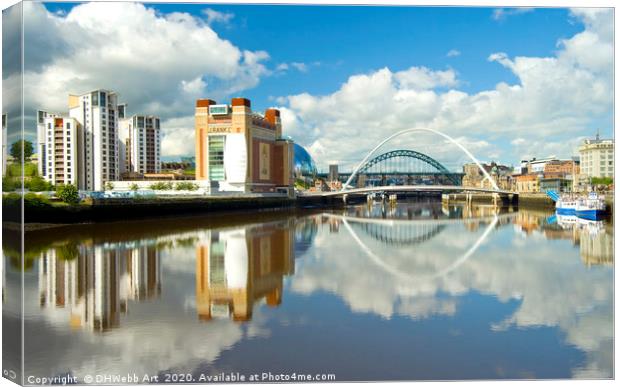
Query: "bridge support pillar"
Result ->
[[492, 193, 500, 208], [343, 194, 348, 205]]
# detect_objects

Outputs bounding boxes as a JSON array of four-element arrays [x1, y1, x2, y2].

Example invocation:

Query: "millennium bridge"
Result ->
[[303, 128, 517, 201]]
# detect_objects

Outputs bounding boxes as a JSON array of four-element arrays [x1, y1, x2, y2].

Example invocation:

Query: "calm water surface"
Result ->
[[3, 199, 614, 381]]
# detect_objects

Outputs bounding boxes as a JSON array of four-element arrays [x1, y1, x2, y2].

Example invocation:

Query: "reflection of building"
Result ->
[[2, 113, 7, 175], [119, 114, 162, 175], [195, 98, 294, 193], [579, 133, 614, 178], [38, 243, 161, 332], [579, 224, 614, 267], [36, 111, 80, 185], [120, 245, 162, 301], [195, 222, 295, 322], [519, 212, 613, 267]]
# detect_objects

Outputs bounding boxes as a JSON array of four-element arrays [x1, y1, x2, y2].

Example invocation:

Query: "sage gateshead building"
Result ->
[[195, 98, 294, 193]]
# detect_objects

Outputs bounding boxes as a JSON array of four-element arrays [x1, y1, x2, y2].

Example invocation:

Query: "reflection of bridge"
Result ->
[[323, 212, 518, 280], [360, 222, 446, 246]]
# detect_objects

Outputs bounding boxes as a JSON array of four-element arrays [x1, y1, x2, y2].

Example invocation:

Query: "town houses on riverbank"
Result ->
[[461, 133, 614, 194]]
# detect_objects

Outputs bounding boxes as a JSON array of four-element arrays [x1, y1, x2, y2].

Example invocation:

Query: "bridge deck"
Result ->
[[299, 185, 516, 197]]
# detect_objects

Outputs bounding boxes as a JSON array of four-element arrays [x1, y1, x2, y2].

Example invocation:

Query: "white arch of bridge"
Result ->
[[341, 128, 499, 191]]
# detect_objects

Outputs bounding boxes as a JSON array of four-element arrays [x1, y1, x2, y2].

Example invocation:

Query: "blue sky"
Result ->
[[2, 2, 613, 170], [42, 3, 583, 110]]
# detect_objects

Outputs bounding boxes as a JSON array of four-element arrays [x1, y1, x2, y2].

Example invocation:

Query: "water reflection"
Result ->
[[196, 222, 295, 322], [1, 202, 613, 380], [38, 243, 161, 332]]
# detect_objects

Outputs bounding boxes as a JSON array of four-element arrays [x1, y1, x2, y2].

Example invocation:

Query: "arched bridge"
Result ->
[[356, 149, 463, 186]]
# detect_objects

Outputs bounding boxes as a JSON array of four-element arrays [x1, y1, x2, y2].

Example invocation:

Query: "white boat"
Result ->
[[575, 192, 607, 220], [555, 195, 577, 215]]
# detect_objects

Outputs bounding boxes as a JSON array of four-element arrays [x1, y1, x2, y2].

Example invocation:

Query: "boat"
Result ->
[[548, 190, 577, 215], [555, 195, 577, 216], [575, 192, 607, 220]]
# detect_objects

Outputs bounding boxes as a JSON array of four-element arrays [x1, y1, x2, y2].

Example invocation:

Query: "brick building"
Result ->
[[195, 98, 294, 193]]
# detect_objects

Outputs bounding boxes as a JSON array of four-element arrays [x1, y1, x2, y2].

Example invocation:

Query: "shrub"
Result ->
[[104, 182, 114, 191], [26, 176, 53, 192], [175, 182, 199, 191], [149, 181, 173, 190], [129, 183, 139, 191], [2, 192, 22, 206], [56, 184, 80, 204], [2, 177, 18, 192], [23, 193, 50, 208]]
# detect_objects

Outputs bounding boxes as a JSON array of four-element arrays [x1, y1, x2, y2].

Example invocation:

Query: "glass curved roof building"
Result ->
[[293, 143, 317, 178]]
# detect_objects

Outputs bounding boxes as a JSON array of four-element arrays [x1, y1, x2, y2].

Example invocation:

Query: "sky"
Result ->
[[1, 2, 614, 171]]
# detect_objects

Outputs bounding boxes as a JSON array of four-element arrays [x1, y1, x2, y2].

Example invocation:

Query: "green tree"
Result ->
[[2, 177, 18, 192], [10, 140, 34, 161], [591, 177, 613, 185], [104, 181, 114, 191], [26, 176, 52, 192], [56, 184, 80, 204], [129, 183, 139, 191]]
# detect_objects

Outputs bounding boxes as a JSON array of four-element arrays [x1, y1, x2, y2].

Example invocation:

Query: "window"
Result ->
[[66, 122, 71, 129], [208, 135, 226, 181]]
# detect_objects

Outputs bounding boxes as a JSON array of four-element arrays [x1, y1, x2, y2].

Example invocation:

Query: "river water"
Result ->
[[3, 199, 614, 382]]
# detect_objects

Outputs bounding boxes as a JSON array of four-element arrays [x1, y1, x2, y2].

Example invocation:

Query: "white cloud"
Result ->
[[160, 116, 196, 157], [275, 61, 317, 74], [9, 2, 270, 156], [280, 9, 612, 170], [290, 62, 309, 72], [492, 8, 534, 21], [202, 8, 234, 25], [446, 49, 461, 57]]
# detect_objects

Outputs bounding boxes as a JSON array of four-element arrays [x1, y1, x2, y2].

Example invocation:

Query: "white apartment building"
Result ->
[[2, 113, 7, 175], [37, 112, 80, 186], [69, 90, 121, 191], [119, 114, 161, 175], [579, 134, 614, 178]]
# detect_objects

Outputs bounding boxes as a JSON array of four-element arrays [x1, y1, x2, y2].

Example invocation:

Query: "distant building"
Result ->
[[119, 114, 162, 175], [37, 114, 80, 186], [194, 98, 294, 193], [2, 113, 7, 175], [579, 133, 614, 178], [539, 177, 572, 193], [462, 162, 513, 190], [515, 174, 539, 193], [69, 89, 122, 190], [180, 156, 195, 169], [293, 143, 317, 179], [328, 164, 339, 182], [543, 159, 580, 176], [526, 157, 558, 174]]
